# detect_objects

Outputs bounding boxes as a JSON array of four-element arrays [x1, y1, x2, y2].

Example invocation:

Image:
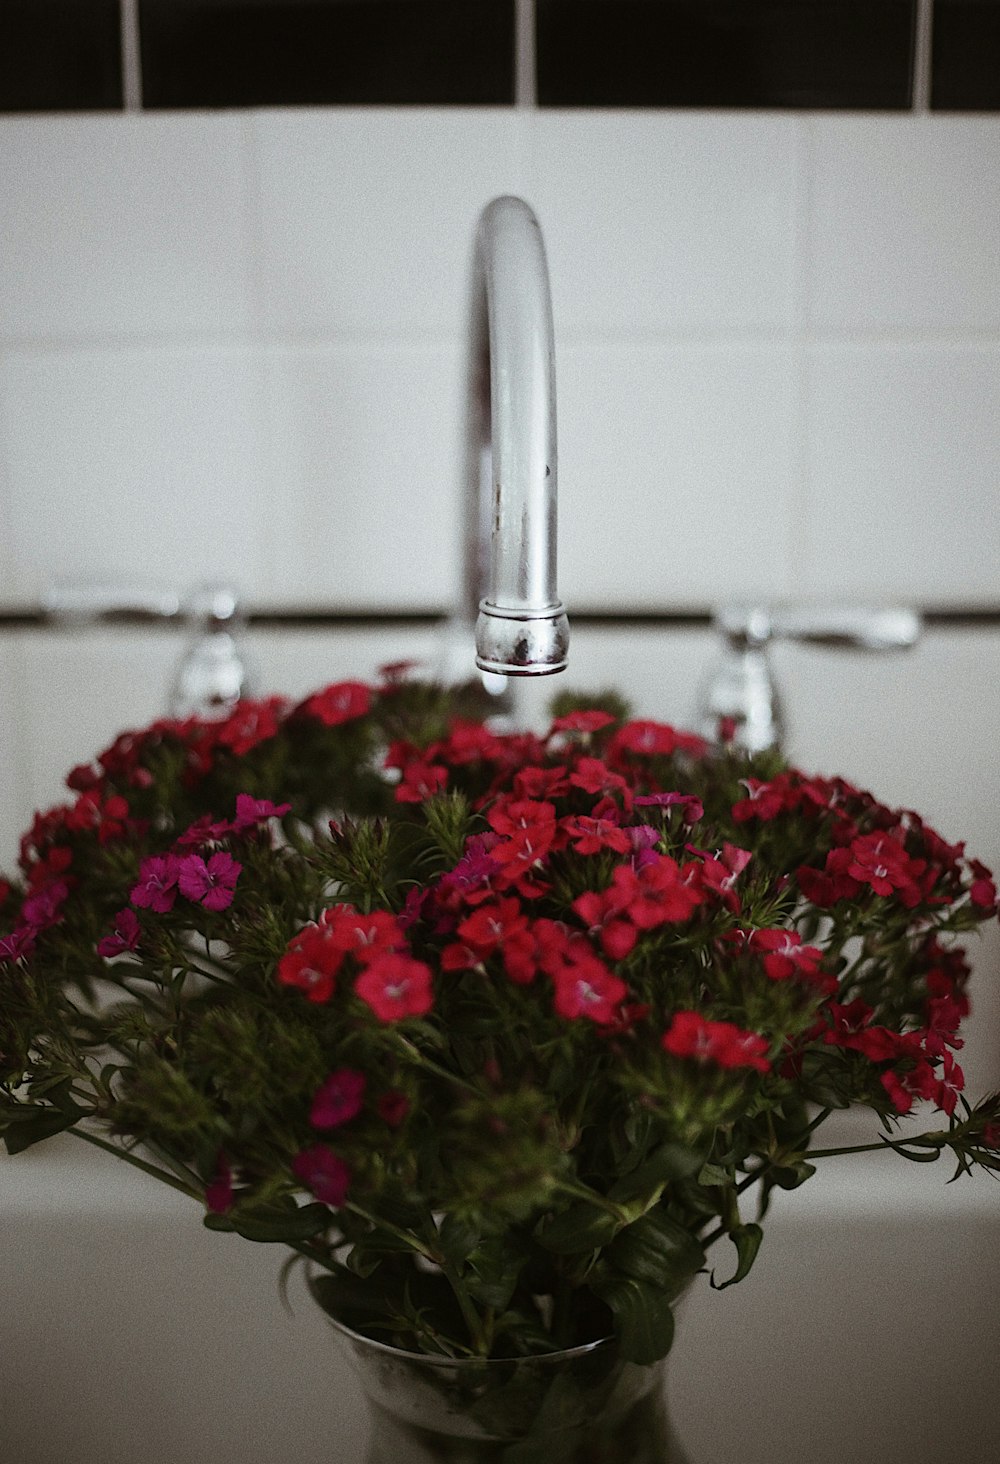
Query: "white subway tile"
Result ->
[[9, 628, 187, 823], [808, 116, 1000, 332], [557, 342, 797, 608], [258, 343, 463, 609], [250, 111, 523, 337], [0, 346, 266, 607], [0, 115, 251, 342], [800, 343, 1000, 603], [525, 113, 801, 334], [249, 626, 442, 698]]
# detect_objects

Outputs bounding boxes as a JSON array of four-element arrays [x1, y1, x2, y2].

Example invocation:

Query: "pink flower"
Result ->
[[97, 908, 141, 958], [377, 1090, 410, 1128], [205, 1153, 234, 1214], [131, 854, 181, 913], [178, 852, 242, 911], [310, 1068, 367, 1128], [232, 793, 291, 833], [355, 954, 434, 1022], [292, 1145, 351, 1207]]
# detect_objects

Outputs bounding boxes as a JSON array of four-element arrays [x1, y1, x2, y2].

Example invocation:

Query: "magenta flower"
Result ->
[[0, 926, 36, 964], [205, 1153, 234, 1215], [232, 793, 292, 834], [178, 852, 242, 911], [97, 908, 141, 958], [291, 1145, 351, 1207], [310, 1068, 366, 1129], [130, 854, 181, 913]]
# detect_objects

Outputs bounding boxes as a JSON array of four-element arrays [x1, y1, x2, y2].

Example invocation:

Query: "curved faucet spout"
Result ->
[[467, 196, 569, 678]]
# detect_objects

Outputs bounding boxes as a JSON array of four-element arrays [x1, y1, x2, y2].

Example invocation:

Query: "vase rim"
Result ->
[[318, 1308, 616, 1367]]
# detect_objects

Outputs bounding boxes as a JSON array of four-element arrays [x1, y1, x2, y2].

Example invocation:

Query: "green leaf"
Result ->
[[208, 1200, 330, 1244], [537, 1202, 621, 1255], [710, 1223, 763, 1291], [590, 1270, 676, 1365], [3, 1106, 85, 1155], [608, 1140, 707, 1206], [607, 1211, 704, 1297], [767, 1160, 816, 1191]]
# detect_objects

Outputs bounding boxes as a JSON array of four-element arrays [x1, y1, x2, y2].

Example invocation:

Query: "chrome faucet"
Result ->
[[697, 604, 922, 754], [443, 196, 569, 686]]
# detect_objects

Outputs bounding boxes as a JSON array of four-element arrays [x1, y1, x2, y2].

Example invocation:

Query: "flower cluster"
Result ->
[[1, 674, 997, 1366]]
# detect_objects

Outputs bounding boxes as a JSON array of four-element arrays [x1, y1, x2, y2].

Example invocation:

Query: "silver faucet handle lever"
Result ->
[[42, 583, 182, 624], [769, 605, 921, 652]]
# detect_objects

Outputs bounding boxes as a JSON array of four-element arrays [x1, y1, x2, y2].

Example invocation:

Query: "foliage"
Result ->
[[1, 671, 997, 1365]]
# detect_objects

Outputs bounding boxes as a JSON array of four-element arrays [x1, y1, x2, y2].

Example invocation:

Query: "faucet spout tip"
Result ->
[[475, 602, 569, 677]]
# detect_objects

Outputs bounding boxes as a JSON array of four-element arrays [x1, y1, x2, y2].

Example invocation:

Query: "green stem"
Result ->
[[68, 1127, 201, 1200], [442, 1260, 489, 1355], [344, 1201, 440, 1262]]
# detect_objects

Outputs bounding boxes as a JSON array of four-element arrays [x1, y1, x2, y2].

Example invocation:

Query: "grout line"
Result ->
[[120, 0, 143, 112], [514, 0, 538, 109], [912, 0, 935, 112], [3, 609, 1000, 631]]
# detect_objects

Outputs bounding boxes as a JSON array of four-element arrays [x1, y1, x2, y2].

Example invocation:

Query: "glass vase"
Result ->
[[314, 1301, 688, 1464]]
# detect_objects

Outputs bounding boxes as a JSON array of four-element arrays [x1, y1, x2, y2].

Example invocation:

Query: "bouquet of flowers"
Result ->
[[2, 672, 998, 1370]]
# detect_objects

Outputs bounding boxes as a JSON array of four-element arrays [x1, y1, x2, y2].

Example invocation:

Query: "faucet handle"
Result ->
[[168, 584, 252, 720], [769, 605, 921, 652], [42, 582, 182, 624], [698, 603, 922, 754]]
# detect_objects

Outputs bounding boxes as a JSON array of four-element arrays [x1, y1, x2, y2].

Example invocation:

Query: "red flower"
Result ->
[[303, 680, 371, 727], [551, 955, 628, 1024], [748, 928, 825, 985], [513, 765, 571, 800], [278, 922, 345, 1003], [217, 697, 285, 756], [731, 778, 787, 823], [395, 760, 449, 804], [690, 843, 752, 912], [292, 1145, 351, 1207], [548, 710, 616, 735], [846, 831, 925, 904], [609, 721, 681, 757], [568, 757, 629, 800], [662, 1011, 770, 1073], [572, 885, 637, 961], [561, 814, 632, 856], [322, 906, 405, 960], [610, 855, 704, 929], [796, 848, 863, 907], [310, 1068, 367, 1128], [355, 954, 434, 1021]]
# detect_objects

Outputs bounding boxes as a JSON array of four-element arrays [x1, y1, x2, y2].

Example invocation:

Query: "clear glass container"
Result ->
[[312, 1289, 688, 1464]]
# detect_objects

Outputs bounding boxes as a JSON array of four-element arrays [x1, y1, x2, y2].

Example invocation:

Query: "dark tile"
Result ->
[[536, 0, 916, 110], [139, 0, 515, 108], [933, 0, 1000, 109], [0, 0, 122, 113]]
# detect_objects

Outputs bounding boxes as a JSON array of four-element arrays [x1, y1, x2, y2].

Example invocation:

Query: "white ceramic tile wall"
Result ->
[[1, 111, 998, 613], [0, 110, 998, 1368]]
